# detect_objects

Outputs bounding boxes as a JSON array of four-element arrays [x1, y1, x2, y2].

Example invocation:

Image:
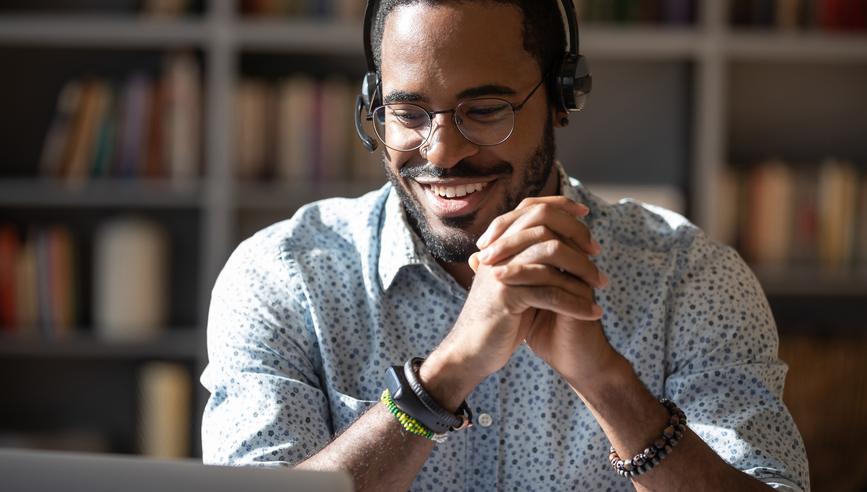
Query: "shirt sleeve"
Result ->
[[663, 233, 810, 492], [200, 230, 333, 467]]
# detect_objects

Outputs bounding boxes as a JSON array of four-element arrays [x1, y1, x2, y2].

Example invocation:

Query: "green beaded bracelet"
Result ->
[[381, 389, 448, 443]]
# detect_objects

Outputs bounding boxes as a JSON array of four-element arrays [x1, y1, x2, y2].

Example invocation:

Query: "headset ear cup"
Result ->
[[550, 52, 570, 113], [572, 54, 592, 111], [554, 53, 591, 113]]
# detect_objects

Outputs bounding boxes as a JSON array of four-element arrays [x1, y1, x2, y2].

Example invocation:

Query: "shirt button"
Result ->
[[477, 413, 493, 428]]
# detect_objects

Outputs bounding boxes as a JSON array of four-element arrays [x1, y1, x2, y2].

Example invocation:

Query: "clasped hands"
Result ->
[[421, 196, 620, 407]]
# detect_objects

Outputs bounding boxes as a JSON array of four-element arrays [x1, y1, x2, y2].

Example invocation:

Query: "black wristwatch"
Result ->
[[384, 359, 472, 434]]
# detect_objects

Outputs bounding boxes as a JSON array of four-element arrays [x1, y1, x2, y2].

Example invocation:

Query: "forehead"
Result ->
[[379, 2, 539, 98]]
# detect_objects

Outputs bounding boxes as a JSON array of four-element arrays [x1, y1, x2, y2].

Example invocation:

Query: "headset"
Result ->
[[354, 0, 592, 153]]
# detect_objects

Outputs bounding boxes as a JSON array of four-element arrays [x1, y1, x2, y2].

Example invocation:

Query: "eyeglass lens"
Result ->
[[371, 99, 516, 152]]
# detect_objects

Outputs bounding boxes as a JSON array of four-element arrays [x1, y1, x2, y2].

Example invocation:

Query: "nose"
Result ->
[[421, 113, 478, 168]]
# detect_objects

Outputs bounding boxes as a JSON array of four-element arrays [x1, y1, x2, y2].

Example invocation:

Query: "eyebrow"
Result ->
[[383, 84, 519, 105]]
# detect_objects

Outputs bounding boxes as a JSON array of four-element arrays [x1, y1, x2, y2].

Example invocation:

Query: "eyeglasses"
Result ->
[[366, 75, 548, 152]]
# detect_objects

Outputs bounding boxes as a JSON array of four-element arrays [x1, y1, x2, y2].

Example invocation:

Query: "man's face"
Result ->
[[379, 2, 558, 263]]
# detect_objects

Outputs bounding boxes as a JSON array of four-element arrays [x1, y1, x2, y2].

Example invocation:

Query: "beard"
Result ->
[[383, 114, 556, 264]]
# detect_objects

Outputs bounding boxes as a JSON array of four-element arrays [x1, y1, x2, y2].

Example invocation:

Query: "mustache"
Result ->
[[399, 160, 513, 180]]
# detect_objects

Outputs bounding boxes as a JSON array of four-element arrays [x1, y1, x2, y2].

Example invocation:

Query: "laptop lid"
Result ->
[[0, 448, 354, 492]]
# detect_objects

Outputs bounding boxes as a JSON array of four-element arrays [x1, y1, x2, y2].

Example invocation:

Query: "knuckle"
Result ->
[[545, 287, 562, 307], [530, 202, 550, 219], [490, 215, 508, 229], [531, 225, 550, 241], [544, 239, 561, 256]]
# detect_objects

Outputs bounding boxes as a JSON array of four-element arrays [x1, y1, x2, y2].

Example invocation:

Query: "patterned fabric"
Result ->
[[201, 164, 810, 492]]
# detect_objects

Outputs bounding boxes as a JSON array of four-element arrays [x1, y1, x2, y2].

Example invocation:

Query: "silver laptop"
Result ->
[[0, 448, 354, 492]]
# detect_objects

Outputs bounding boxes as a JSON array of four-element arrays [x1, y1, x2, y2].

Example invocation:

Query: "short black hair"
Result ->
[[372, 0, 566, 94]]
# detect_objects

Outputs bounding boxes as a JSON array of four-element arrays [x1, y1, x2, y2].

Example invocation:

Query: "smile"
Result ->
[[427, 182, 488, 199]]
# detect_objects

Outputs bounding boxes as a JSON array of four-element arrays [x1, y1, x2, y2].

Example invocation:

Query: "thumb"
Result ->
[[468, 252, 480, 273]]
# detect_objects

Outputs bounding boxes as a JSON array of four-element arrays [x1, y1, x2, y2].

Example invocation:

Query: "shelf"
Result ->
[[0, 329, 202, 360], [724, 30, 867, 62], [753, 266, 867, 297], [0, 15, 208, 48], [3, 14, 864, 63], [235, 18, 364, 54], [582, 25, 702, 59], [0, 179, 203, 209], [235, 180, 386, 210]]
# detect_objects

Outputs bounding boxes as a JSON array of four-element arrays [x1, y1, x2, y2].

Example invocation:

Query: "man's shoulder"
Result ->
[[571, 180, 701, 255], [245, 184, 391, 254]]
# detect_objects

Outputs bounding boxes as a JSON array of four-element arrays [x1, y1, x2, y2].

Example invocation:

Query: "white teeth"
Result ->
[[429, 182, 487, 198]]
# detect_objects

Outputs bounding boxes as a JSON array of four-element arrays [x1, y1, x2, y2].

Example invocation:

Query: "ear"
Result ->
[[552, 108, 570, 129]]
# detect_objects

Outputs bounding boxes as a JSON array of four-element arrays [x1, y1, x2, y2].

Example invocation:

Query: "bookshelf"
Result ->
[[0, 0, 866, 480]]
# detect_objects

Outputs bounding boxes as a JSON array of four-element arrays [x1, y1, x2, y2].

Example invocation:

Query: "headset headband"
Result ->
[[361, 0, 580, 73]]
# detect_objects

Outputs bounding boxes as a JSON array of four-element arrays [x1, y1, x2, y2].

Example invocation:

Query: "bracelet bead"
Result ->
[[380, 389, 448, 443], [608, 399, 687, 478]]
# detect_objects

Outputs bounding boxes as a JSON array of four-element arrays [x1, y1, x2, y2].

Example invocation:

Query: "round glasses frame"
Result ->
[[365, 74, 548, 153]]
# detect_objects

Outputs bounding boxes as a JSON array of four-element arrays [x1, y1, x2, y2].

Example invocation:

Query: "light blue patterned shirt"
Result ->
[[201, 165, 809, 491]]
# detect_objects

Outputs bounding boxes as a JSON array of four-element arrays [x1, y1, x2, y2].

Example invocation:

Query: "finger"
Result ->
[[477, 197, 590, 249], [479, 202, 600, 257], [468, 251, 480, 273], [500, 203, 599, 256], [503, 283, 602, 320], [493, 263, 597, 298], [488, 238, 607, 289], [515, 195, 589, 216], [477, 222, 595, 270]]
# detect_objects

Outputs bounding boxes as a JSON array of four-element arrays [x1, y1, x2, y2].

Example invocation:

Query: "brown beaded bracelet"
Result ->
[[608, 399, 687, 478]]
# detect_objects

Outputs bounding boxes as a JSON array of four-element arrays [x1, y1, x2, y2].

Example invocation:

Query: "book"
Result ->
[[162, 50, 201, 183], [47, 226, 75, 336], [742, 159, 794, 266], [276, 74, 316, 183], [716, 167, 740, 248], [318, 74, 351, 181], [817, 158, 858, 270], [776, 0, 803, 30], [858, 176, 867, 268], [143, 79, 165, 179], [0, 226, 18, 330], [60, 77, 108, 180], [92, 83, 119, 178], [93, 218, 169, 341], [118, 72, 154, 179], [136, 362, 192, 458], [39, 81, 82, 178], [790, 166, 819, 264], [34, 228, 52, 338], [15, 231, 39, 335], [235, 79, 273, 180]]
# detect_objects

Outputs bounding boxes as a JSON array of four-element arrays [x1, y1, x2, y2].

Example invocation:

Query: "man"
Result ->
[[201, 1, 809, 491]]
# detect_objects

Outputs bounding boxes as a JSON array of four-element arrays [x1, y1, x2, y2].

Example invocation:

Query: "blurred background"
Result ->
[[0, 0, 865, 490]]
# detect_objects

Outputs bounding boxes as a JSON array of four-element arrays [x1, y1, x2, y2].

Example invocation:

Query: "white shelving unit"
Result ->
[[1, 0, 866, 457]]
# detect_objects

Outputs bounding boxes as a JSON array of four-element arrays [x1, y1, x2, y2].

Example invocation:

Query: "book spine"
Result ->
[[0, 226, 18, 330]]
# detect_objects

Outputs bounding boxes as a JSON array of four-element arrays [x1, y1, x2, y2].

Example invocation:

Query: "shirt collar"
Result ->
[[378, 186, 424, 291], [377, 160, 580, 292]]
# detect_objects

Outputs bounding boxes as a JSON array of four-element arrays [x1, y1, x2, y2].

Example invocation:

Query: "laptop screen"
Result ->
[[0, 448, 354, 492]]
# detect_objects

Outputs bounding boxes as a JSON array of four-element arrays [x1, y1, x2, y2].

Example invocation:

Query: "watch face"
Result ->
[[385, 365, 403, 399]]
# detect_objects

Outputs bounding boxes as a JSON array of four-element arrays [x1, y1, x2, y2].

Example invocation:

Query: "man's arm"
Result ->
[[472, 198, 806, 491], [296, 405, 436, 491]]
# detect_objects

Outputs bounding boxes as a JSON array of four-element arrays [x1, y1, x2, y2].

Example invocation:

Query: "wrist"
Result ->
[[565, 351, 634, 403], [417, 350, 481, 413]]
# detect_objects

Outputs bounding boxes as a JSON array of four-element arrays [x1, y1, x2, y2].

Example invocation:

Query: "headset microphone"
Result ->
[[354, 0, 592, 152]]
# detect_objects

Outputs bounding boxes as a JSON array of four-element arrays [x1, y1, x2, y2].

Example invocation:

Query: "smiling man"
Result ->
[[200, 1, 809, 491]]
